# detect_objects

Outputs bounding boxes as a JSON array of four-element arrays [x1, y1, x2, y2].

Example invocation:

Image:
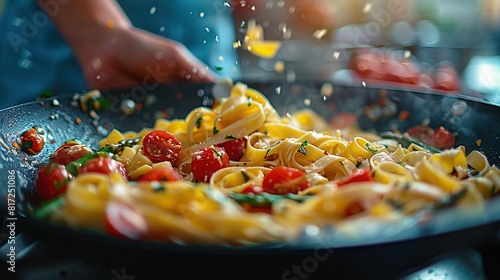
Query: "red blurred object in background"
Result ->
[[350, 48, 461, 93]]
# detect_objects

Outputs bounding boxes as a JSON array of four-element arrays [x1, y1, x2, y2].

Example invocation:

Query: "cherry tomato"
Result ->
[[406, 125, 455, 150], [434, 62, 461, 92], [417, 73, 435, 88], [191, 145, 230, 182], [138, 166, 182, 182], [406, 125, 434, 145], [217, 136, 248, 161], [334, 168, 373, 188], [20, 127, 45, 155], [431, 128, 456, 150], [79, 157, 128, 179], [105, 201, 148, 240], [241, 185, 264, 194], [262, 166, 309, 195], [142, 130, 182, 164], [50, 140, 93, 166], [35, 163, 73, 200]]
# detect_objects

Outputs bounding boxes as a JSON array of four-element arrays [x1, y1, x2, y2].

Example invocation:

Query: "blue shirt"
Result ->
[[0, 0, 239, 108]]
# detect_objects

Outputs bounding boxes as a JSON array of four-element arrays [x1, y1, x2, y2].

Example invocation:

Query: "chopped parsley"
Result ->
[[365, 143, 379, 153], [297, 140, 308, 155], [86, 96, 110, 110], [195, 117, 203, 129], [241, 171, 250, 182], [225, 135, 237, 140], [213, 126, 219, 135], [247, 96, 252, 107]]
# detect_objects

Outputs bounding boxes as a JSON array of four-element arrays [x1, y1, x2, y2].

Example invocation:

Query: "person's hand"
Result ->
[[75, 26, 218, 90], [39, 0, 218, 91]]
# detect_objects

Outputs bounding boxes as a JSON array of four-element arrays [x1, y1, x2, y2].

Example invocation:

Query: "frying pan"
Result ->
[[1, 81, 500, 279]]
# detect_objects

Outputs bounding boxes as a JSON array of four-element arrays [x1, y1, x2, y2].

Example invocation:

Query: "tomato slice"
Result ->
[[262, 166, 309, 194], [50, 141, 93, 166], [105, 201, 148, 240], [334, 168, 373, 188], [142, 130, 182, 164], [138, 166, 182, 182], [191, 145, 230, 182], [20, 127, 45, 155], [79, 157, 128, 179], [217, 136, 248, 161], [35, 163, 73, 200], [406, 125, 434, 145], [431, 128, 455, 150]]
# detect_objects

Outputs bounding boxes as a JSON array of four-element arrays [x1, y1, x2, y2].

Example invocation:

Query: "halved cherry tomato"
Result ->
[[406, 125, 434, 145], [217, 136, 248, 161], [262, 166, 309, 194], [138, 166, 182, 182], [20, 127, 45, 155], [191, 145, 230, 182], [79, 157, 128, 179], [142, 130, 182, 164], [406, 125, 455, 150], [431, 128, 456, 150], [105, 201, 148, 240], [241, 185, 264, 194], [50, 141, 93, 166], [35, 163, 73, 200], [334, 168, 373, 188]]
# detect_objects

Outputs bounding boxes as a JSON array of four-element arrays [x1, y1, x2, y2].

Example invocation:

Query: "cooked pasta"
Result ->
[[35, 82, 500, 246]]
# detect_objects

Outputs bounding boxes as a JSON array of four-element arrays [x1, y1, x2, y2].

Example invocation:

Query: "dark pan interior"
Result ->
[[1, 81, 500, 279]]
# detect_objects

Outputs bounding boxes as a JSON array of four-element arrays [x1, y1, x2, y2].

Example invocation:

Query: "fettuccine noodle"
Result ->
[[44, 82, 500, 245]]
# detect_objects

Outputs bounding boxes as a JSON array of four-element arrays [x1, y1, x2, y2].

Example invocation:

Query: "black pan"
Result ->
[[1, 81, 500, 279]]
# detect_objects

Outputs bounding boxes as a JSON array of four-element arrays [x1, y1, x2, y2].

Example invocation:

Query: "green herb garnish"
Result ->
[[365, 143, 378, 153], [196, 117, 203, 129], [297, 140, 308, 155], [241, 171, 250, 182]]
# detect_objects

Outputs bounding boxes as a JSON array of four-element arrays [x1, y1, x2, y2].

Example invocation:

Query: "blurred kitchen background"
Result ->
[[1, 0, 499, 103], [232, 0, 500, 103]]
